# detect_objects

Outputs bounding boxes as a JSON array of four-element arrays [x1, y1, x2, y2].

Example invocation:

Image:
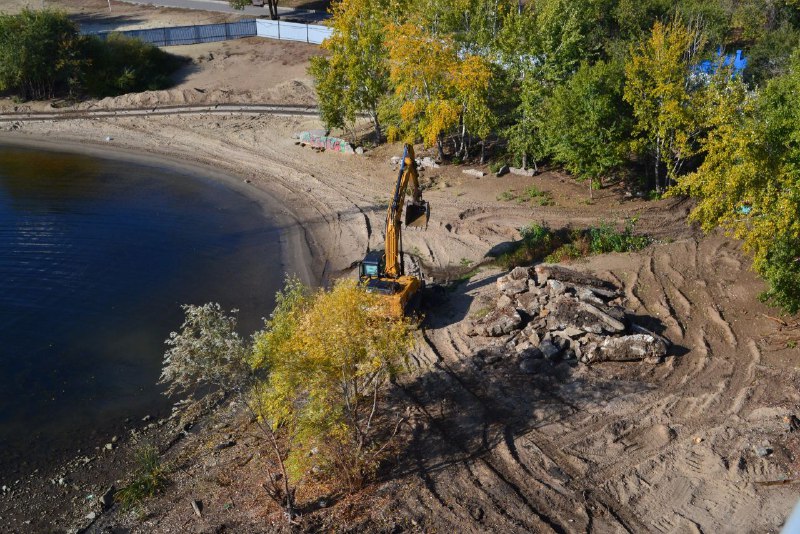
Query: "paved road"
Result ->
[[117, 0, 329, 22], [0, 103, 322, 123]]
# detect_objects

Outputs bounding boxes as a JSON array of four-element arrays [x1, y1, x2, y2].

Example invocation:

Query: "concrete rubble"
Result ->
[[465, 264, 669, 369]]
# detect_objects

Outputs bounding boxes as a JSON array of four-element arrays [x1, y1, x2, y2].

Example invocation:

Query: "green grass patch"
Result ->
[[115, 445, 168, 510], [495, 218, 651, 269]]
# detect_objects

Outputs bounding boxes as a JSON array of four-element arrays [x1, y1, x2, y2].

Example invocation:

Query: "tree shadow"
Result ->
[[70, 13, 147, 34], [419, 270, 503, 329], [385, 345, 655, 486]]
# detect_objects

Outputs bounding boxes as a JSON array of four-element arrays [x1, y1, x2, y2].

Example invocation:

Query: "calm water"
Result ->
[[0, 146, 282, 476]]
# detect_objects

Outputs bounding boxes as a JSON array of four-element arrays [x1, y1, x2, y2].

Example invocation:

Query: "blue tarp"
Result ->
[[695, 48, 748, 77]]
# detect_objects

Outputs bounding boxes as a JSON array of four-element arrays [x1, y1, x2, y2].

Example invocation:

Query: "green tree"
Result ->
[[0, 9, 84, 100], [251, 280, 413, 491], [499, 0, 595, 170], [543, 60, 632, 197], [624, 18, 706, 193], [308, 0, 390, 143]]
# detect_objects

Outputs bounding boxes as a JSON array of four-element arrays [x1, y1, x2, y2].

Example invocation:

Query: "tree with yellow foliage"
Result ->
[[674, 60, 800, 312], [624, 18, 706, 193], [384, 22, 492, 161], [251, 279, 413, 491]]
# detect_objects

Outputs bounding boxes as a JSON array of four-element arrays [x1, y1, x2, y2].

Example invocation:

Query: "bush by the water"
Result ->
[[115, 444, 168, 510], [0, 9, 182, 100]]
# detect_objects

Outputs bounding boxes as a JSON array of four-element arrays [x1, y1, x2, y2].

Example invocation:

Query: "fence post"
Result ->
[[194, 24, 200, 44], [161, 27, 168, 46], [277, 20, 280, 40], [307, 23, 309, 43], [224, 23, 230, 40]]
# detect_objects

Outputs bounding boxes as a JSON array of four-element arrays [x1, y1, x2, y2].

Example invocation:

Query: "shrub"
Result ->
[[251, 280, 413, 492], [115, 445, 168, 510], [0, 9, 84, 99], [0, 9, 183, 101], [759, 236, 800, 313], [496, 223, 562, 269], [587, 218, 651, 253], [81, 34, 184, 97]]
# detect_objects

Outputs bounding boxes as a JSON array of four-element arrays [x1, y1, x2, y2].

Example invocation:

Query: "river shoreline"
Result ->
[[0, 134, 321, 289]]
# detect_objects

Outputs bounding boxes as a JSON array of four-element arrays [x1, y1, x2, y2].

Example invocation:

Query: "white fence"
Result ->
[[92, 19, 332, 47], [256, 19, 333, 44]]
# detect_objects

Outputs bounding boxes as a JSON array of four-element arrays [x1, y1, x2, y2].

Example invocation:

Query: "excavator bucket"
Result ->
[[405, 201, 429, 228]]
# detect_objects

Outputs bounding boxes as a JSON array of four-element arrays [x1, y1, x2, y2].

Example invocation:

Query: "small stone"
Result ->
[[214, 440, 236, 451], [100, 486, 115, 510], [355, 146, 364, 155], [104, 443, 114, 451], [547, 279, 567, 296], [104, 136, 113, 142], [462, 168, 486, 178], [515, 292, 540, 316], [753, 445, 772, 457], [539, 339, 561, 359], [390, 156, 401, 165], [497, 275, 528, 296], [783, 415, 800, 432], [509, 266, 530, 281], [111, 436, 118, 444], [142, 415, 152, 422], [693, 437, 703, 444], [519, 358, 538, 374], [85, 511, 96, 521], [192, 499, 203, 517]]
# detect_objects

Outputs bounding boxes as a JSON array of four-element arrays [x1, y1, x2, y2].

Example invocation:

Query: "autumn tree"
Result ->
[[308, 0, 391, 143], [384, 21, 492, 160], [251, 280, 413, 491], [543, 60, 632, 197], [674, 61, 800, 311], [624, 18, 707, 193]]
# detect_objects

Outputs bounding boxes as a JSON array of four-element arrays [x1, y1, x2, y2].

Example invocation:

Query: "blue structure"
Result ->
[[695, 48, 748, 77]]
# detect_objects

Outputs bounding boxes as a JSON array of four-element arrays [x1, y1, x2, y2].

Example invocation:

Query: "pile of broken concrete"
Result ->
[[465, 264, 669, 372]]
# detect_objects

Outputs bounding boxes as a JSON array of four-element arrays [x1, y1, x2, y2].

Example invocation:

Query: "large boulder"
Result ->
[[497, 275, 528, 296], [545, 295, 626, 334], [534, 264, 616, 291], [472, 305, 523, 337], [581, 334, 667, 364]]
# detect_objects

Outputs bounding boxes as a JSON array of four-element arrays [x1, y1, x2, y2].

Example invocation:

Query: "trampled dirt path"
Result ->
[[0, 16, 798, 532]]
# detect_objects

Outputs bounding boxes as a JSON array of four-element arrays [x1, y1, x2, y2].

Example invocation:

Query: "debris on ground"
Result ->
[[465, 264, 669, 366]]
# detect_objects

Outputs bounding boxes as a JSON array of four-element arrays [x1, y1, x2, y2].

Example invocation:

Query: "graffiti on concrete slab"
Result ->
[[297, 131, 355, 154]]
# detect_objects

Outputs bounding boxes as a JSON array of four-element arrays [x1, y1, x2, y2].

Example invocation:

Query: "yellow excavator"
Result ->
[[359, 144, 430, 317]]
